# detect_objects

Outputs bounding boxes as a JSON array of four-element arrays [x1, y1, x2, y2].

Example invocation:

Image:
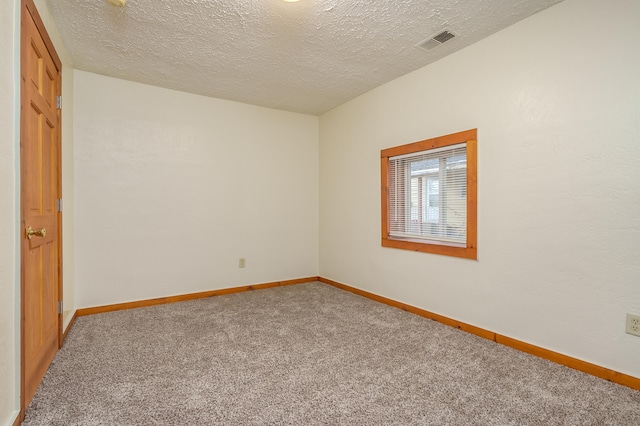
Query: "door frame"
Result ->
[[19, 0, 63, 419]]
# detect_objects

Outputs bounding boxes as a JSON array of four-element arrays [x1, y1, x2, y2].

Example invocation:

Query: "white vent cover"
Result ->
[[417, 29, 457, 51]]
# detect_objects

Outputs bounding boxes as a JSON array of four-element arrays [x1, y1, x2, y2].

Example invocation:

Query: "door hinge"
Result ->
[[56, 198, 63, 212], [58, 301, 63, 314], [56, 96, 62, 109]]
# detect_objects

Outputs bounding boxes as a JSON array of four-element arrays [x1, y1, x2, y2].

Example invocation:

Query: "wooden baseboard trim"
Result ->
[[318, 277, 494, 340], [76, 276, 320, 317], [62, 312, 77, 345], [12, 409, 25, 426], [318, 276, 640, 391], [494, 334, 640, 390]]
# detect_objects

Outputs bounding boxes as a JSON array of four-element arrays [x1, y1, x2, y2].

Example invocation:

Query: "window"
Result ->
[[381, 129, 477, 259]]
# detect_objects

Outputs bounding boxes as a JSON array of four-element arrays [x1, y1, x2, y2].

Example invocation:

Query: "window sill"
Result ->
[[382, 237, 477, 260]]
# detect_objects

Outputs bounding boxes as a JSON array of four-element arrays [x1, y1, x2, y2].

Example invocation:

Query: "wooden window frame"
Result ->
[[381, 129, 477, 260]]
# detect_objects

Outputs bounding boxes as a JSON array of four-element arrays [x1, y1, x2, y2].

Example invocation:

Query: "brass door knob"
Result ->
[[26, 226, 46, 240]]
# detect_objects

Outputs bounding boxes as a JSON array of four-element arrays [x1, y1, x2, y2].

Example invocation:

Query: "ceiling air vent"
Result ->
[[417, 29, 457, 51]]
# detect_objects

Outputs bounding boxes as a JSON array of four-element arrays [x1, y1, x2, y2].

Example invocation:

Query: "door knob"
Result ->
[[26, 226, 46, 240]]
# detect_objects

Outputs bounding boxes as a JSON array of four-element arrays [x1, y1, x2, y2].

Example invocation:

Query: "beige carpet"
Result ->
[[23, 282, 640, 425]]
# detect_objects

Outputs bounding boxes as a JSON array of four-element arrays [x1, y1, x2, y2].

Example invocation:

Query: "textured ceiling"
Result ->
[[46, 0, 563, 115]]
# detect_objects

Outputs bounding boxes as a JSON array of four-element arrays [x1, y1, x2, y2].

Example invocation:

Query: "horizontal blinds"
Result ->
[[388, 144, 467, 245], [389, 143, 466, 161]]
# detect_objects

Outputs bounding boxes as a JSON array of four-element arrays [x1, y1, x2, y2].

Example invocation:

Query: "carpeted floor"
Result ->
[[23, 282, 640, 425]]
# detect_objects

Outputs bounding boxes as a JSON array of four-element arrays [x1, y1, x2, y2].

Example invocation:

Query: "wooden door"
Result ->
[[20, 0, 63, 410]]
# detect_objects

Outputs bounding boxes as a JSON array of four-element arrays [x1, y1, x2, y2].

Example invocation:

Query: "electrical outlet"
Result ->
[[239, 258, 246, 268], [626, 313, 640, 337]]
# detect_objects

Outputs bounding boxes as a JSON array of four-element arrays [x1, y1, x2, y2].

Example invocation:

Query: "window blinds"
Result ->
[[388, 143, 467, 245]]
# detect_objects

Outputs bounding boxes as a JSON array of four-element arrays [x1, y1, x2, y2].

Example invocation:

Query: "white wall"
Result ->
[[319, 0, 640, 378], [74, 71, 319, 308], [0, 0, 19, 423]]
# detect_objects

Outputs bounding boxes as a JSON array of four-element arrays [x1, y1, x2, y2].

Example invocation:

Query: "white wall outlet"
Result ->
[[239, 258, 246, 268], [626, 313, 640, 337]]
